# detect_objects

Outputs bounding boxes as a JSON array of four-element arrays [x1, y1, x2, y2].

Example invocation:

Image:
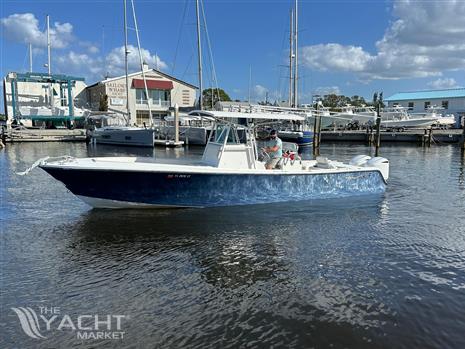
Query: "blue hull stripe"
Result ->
[[42, 168, 386, 207]]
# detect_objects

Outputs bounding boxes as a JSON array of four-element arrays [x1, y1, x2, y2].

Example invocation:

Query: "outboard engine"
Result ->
[[366, 157, 389, 181], [349, 155, 371, 166]]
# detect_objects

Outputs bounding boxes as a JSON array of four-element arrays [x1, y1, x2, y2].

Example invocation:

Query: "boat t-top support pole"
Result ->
[[375, 92, 382, 157], [123, 0, 131, 125], [196, 0, 203, 110]]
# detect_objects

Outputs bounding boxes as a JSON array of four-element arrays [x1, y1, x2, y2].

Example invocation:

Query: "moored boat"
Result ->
[[37, 111, 389, 208]]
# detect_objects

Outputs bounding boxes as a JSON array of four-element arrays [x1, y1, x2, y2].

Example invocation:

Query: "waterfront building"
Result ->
[[85, 64, 197, 125], [385, 88, 465, 126]]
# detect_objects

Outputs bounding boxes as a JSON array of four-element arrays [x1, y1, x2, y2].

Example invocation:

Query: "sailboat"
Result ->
[[90, 0, 154, 147]]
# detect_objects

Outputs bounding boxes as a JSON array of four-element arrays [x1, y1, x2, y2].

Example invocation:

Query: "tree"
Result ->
[[372, 91, 385, 109], [99, 94, 108, 111], [202, 88, 231, 109], [350, 95, 367, 107], [321, 94, 350, 110]]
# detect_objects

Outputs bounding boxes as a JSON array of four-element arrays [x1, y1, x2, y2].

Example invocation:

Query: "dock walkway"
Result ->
[[321, 129, 463, 144], [2, 128, 87, 143]]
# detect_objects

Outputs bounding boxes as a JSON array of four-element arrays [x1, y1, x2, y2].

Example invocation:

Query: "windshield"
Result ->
[[212, 124, 240, 144]]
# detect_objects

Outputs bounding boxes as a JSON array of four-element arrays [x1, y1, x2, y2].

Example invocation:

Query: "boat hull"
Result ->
[[92, 128, 154, 147], [41, 167, 386, 208], [278, 131, 313, 146]]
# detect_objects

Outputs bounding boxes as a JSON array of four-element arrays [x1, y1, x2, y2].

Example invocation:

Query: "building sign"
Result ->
[[110, 98, 125, 106], [106, 82, 127, 99]]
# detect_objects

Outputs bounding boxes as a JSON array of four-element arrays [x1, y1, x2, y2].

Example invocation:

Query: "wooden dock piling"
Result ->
[[462, 117, 465, 150]]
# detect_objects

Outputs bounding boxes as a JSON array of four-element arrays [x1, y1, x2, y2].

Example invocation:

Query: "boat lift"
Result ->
[[7, 72, 85, 122]]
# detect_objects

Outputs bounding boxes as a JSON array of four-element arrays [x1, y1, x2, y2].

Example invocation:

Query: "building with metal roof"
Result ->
[[385, 88, 465, 127]]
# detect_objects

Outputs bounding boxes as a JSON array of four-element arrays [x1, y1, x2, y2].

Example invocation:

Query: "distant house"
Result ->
[[385, 88, 465, 126], [85, 64, 197, 125]]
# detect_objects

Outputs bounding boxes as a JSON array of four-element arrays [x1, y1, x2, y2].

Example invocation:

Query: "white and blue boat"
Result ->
[[38, 111, 389, 208]]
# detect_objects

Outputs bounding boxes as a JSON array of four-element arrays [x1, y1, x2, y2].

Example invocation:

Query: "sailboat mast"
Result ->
[[130, 0, 153, 127], [289, 9, 293, 107], [293, 0, 298, 107], [196, 0, 203, 110], [29, 43, 33, 73], [46, 15, 51, 75], [124, 0, 130, 125]]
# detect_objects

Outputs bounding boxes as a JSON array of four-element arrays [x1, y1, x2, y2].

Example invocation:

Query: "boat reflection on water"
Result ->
[[63, 195, 387, 287]]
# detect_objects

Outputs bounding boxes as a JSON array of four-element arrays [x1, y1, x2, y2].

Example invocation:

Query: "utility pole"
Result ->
[[289, 8, 293, 107], [196, 0, 203, 110]]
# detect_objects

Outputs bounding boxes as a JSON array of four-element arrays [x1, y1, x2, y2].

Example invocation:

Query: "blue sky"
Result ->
[[2, 0, 465, 108]]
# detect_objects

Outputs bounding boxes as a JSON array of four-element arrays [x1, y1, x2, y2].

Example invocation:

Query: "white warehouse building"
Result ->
[[385, 88, 465, 127]]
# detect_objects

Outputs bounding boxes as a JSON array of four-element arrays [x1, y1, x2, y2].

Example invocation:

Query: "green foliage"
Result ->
[[372, 91, 385, 108], [202, 88, 231, 108], [320, 94, 350, 110]]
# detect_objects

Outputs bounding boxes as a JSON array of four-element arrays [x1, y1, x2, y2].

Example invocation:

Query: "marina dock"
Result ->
[[2, 128, 87, 143], [321, 128, 464, 144]]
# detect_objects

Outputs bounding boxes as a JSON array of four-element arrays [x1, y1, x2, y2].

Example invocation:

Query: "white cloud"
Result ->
[[105, 45, 167, 76], [253, 84, 268, 98], [79, 41, 100, 54], [1, 13, 74, 49], [427, 78, 461, 89], [55, 51, 102, 77], [312, 86, 341, 96], [301, 44, 372, 72], [54, 45, 168, 82], [300, 1, 465, 80]]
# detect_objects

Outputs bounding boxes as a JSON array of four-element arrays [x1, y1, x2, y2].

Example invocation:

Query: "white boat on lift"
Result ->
[[410, 106, 456, 127], [381, 106, 437, 128], [36, 110, 389, 208]]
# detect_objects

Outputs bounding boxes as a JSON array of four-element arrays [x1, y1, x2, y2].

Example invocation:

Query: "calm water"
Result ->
[[1, 142, 465, 348]]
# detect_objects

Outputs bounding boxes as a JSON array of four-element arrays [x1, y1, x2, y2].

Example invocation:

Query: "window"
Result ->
[[408, 102, 414, 110], [424, 101, 431, 109], [442, 100, 449, 109], [136, 89, 170, 105], [136, 111, 150, 125]]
